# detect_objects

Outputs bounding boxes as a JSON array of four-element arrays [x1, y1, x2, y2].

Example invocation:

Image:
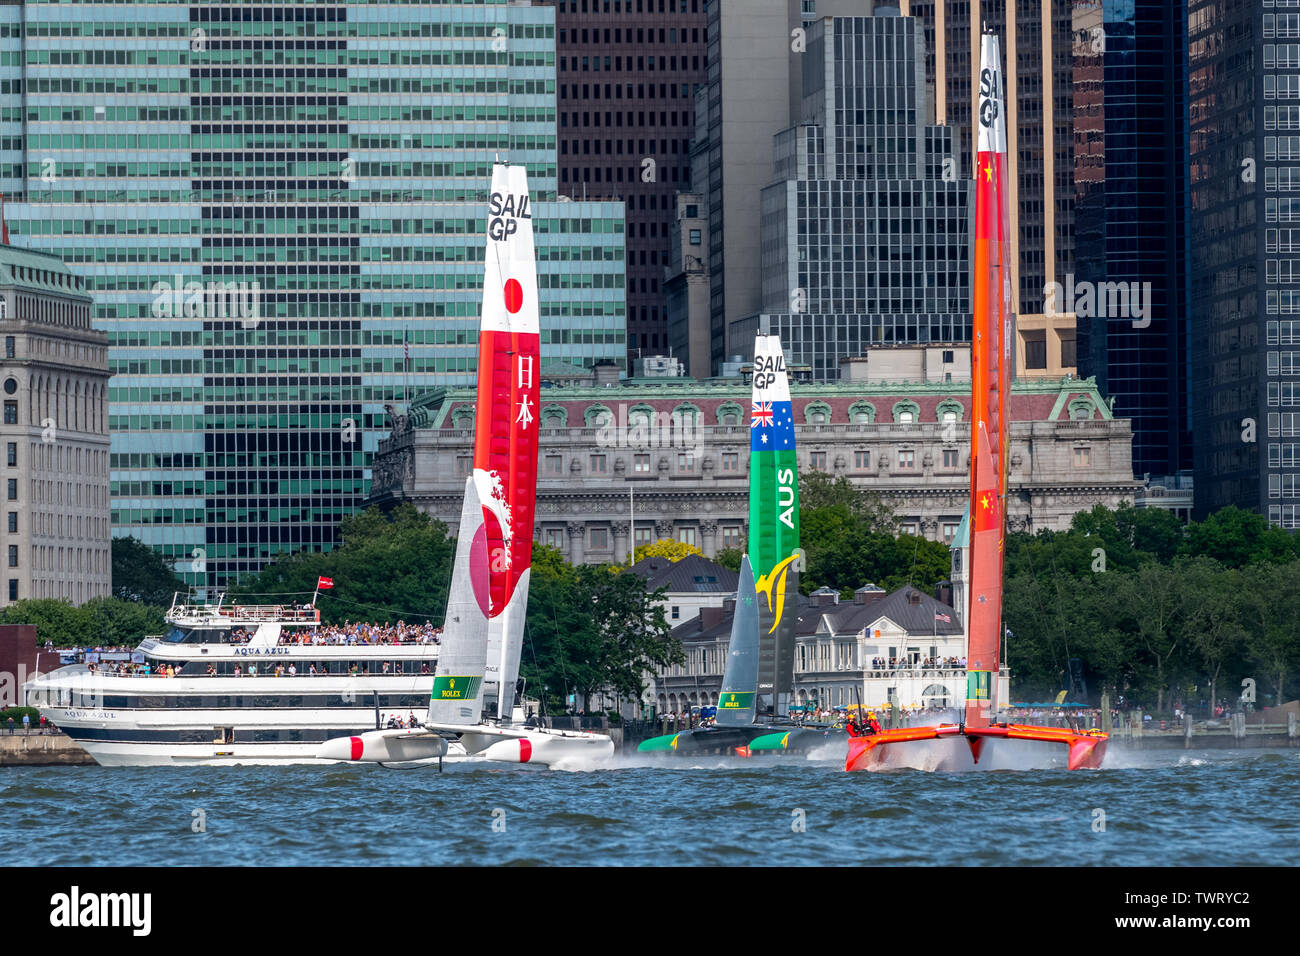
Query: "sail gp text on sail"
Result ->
[[488, 191, 532, 241]]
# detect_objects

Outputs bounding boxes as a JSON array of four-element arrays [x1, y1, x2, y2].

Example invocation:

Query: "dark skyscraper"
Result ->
[[1188, 0, 1298, 526], [734, 12, 972, 381], [1073, 0, 1192, 483], [549, 0, 709, 358], [905, 0, 1079, 380]]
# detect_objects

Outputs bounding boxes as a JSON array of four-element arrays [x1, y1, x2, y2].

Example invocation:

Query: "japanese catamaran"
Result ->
[[638, 335, 840, 756], [316, 162, 612, 768], [844, 33, 1106, 772]]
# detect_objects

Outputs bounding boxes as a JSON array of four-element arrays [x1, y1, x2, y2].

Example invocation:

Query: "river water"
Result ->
[[4, 746, 1295, 866]]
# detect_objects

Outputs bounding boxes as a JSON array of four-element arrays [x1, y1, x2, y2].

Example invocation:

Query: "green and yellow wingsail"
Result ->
[[748, 334, 800, 718]]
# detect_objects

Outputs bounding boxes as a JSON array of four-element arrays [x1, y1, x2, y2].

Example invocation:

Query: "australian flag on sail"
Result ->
[[750, 399, 795, 451]]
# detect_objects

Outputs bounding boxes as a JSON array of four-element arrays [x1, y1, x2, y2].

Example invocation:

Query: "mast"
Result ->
[[965, 32, 1012, 729], [476, 163, 541, 722], [749, 334, 800, 719]]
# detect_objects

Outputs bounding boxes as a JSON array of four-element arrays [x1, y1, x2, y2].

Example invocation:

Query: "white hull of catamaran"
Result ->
[[316, 724, 614, 767]]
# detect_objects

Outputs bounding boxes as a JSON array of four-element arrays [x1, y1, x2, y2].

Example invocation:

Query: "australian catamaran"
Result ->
[[638, 334, 841, 756], [843, 32, 1106, 772], [316, 162, 613, 768]]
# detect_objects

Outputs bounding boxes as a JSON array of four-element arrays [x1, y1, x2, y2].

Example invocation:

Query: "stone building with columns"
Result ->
[[367, 371, 1140, 562], [0, 243, 108, 607]]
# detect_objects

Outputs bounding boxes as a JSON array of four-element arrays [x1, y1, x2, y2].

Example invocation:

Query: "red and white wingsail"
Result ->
[[475, 163, 541, 721]]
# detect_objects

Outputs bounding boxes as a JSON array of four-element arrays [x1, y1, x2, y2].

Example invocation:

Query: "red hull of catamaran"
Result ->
[[844, 725, 1108, 772]]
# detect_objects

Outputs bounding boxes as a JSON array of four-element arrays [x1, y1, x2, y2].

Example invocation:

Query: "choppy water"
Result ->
[[4, 746, 1297, 866]]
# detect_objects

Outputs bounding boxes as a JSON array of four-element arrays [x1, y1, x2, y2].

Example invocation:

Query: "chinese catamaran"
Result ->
[[317, 162, 612, 767], [639, 335, 838, 756], [844, 33, 1106, 772]]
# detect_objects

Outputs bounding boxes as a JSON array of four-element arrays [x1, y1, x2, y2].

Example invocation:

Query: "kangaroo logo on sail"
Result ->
[[488, 192, 532, 241], [752, 352, 786, 390]]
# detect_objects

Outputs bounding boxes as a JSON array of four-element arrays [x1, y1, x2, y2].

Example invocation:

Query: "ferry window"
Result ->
[[166, 627, 187, 643]]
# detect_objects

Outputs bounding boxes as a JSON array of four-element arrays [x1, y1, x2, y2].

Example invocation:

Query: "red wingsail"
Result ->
[[964, 31, 1012, 729], [843, 33, 1107, 771]]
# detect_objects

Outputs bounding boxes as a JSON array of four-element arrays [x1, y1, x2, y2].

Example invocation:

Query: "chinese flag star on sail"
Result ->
[[317, 576, 334, 590]]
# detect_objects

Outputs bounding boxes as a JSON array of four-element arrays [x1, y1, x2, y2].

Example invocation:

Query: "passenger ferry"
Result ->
[[25, 595, 438, 766]]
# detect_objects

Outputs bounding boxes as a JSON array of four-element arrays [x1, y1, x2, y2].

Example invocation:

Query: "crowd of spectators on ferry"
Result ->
[[868, 656, 966, 671], [239, 619, 443, 647]]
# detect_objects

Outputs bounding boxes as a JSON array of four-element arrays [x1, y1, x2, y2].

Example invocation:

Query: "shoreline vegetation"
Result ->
[[2, 490, 1297, 718]]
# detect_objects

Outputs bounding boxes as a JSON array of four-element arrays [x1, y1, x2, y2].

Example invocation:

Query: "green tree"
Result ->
[[799, 471, 895, 531], [1180, 557, 1247, 715], [230, 503, 454, 627], [111, 536, 186, 606], [1180, 505, 1300, 568], [1111, 562, 1185, 713], [712, 547, 743, 572], [0, 599, 94, 647], [1242, 560, 1300, 706], [804, 527, 951, 597], [524, 563, 682, 713], [83, 597, 169, 647]]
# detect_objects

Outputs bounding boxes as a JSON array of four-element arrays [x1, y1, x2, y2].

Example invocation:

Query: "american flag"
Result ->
[[751, 401, 774, 428], [404, 335, 410, 362], [935, 612, 952, 623]]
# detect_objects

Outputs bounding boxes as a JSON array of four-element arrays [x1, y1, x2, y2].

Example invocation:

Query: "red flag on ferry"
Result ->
[[317, 576, 334, 590]]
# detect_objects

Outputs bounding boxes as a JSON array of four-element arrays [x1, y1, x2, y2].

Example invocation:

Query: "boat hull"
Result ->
[[638, 724, 841, 757], [844, 724, 1108, 771]]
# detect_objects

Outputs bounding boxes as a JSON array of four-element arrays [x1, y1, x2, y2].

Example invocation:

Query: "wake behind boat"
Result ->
[[316, 162, 612, 769]]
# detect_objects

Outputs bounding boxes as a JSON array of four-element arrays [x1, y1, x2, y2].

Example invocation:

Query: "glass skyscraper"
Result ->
[[0, 0, 626, 588], [735, 13, 971, 380], [1074, 0, 1192, 483], [1189, 0, 1300, 525]]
